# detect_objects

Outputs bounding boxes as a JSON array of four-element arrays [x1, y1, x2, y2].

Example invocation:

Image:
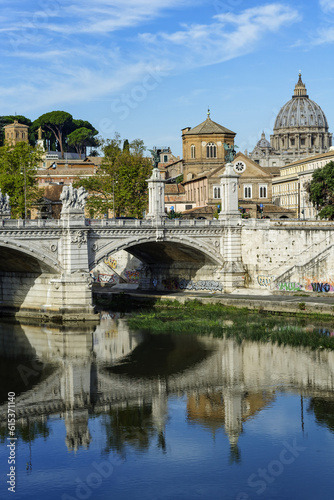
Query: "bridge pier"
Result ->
[[221, 221, 245, 292]]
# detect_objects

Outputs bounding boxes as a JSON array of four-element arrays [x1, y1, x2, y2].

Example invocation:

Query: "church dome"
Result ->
[[256, 132, 271, 148], [274, 74, 329, 131]]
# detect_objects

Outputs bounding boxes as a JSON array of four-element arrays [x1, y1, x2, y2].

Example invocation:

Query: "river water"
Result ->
[[0, 311, 334, 500]]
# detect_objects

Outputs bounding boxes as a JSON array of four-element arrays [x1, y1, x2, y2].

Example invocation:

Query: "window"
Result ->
[[259, 184, 267, 198], [163, 155, 168, 162], [213, 186, 221, 199], [244, 185, 252, 199], [191, 144, 196, 159], [290, 139, 295, 146], [206, 142, 216, 158], [301, 138, 305, 146]]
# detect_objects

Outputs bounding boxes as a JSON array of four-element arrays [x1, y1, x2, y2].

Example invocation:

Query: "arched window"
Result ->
[[190, 144, 196, 159], [213, 186, 221, 199], [206, 142, 216, 158]]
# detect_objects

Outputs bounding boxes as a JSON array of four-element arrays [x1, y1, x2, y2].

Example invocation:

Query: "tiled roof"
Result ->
[[165, 184, 185, 194], [183, 117, 235, 136]]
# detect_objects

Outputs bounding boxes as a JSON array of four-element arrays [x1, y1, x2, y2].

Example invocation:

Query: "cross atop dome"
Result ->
[[293, 72, 308, 98]]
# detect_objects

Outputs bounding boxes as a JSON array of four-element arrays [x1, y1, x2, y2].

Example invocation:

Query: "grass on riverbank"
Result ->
[[127, 299, 334, 350]]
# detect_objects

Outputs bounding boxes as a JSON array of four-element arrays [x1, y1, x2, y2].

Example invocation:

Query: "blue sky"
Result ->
[[1, 0, 334, 157]]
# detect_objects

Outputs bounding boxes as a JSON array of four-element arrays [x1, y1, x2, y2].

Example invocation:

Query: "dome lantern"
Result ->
[[293, 73, 308, 98]]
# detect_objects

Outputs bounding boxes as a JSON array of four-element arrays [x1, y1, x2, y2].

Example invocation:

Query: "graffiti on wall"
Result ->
[[98, 274, 117, 284], [276, 282, 303, 292], [104, 256, 117, 270], [304, 276, 334, 293], [124, 270, 140, 283], [257, 275, 275, 287], [162, 278, 223, 292]]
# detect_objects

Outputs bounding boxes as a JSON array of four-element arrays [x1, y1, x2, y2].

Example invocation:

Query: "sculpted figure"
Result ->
[[60, 184, 88, 211], [224, 143, 238, 163], [77, 186, 88, 209]]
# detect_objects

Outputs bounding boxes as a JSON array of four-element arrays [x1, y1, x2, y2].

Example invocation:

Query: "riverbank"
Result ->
[[95, 288, 334, 317]]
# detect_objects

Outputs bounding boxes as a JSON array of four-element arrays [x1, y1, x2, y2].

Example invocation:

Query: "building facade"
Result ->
[[272, 149, 334, 219], [182, 153, 293, 219]]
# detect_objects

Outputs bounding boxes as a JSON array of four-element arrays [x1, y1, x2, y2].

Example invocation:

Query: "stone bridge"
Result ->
[[0, 215, 333, 319], [0, 216, 243, 319], [0, 166, 333, 319]]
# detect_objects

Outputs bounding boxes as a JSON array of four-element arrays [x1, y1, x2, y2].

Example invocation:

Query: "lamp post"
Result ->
[[112, 177, 115, 218], [20, 165, 27, 220], [112, 177, 118, 218], [24, 164, 27, 220]]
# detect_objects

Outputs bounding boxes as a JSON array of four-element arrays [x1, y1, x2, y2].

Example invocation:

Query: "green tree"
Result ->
[[0, 142, 43, 218], [34, 111, 73, 158], [74, 134, 152, 218], [307, 161, 334, 220], [67, 127, 99, 159], [129, 138, 146, 155]]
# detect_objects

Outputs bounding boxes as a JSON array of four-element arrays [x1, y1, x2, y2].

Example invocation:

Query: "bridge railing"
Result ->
[[0, 219, 62, 228], [0, 217, 332, 229], [85, 218, 222, 228]]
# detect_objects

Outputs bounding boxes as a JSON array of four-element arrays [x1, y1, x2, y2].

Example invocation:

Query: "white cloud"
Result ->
[[0, 2, 302, 118], [319, 0, 334, 12], [311, 26, 334, 44], [1, 0, 198, 36], [140, 4, 300, 68]]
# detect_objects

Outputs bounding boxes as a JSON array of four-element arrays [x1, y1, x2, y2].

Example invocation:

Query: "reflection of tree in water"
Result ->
[[101, 403, 165, 457], [308, 397, 334, 433], [0, 416, 50, 444]]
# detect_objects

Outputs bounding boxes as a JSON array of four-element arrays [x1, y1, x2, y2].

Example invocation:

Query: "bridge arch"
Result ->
[[0, 240, 61, 273], [90, 234, 224, 270]]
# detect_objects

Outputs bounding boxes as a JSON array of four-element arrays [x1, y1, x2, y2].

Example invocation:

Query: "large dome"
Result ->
[[274, 74, 329, 131]]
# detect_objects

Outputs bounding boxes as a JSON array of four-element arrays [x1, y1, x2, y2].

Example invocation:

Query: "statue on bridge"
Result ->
[[0, 189, 11, 219], [60, 184, 88, 212]]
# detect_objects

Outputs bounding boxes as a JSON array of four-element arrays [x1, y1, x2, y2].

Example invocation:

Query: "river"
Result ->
[[0, 311, 334, 500]]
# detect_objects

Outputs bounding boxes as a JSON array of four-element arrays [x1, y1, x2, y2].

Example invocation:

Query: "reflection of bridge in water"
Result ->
[[1, 316, 334, 453]]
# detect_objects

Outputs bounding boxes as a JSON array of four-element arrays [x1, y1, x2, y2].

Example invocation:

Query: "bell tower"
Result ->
[[4, 120, 29, 146]]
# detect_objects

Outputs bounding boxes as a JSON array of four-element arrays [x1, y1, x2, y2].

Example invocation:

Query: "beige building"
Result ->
[[182, 152, 293, 219], [182, 110, 236, 181], [3, 120, 29, 146], [272, 149, 334, 219], [250, 74, 332, 167]]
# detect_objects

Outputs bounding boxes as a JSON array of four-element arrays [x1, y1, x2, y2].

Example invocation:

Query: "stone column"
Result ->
[[218, 163, 241, 220], [146, 167, 167, 219], [218, 164, 244, 292]]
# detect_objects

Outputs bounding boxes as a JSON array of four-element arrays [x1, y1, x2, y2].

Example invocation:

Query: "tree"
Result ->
[[129, 138, 146, 155], [0, 142, 43, 218], [74, 134, 152, 218], [67, 127, 99, 159], [307, 161, 334, 220], [34, 111, 73, 158]]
